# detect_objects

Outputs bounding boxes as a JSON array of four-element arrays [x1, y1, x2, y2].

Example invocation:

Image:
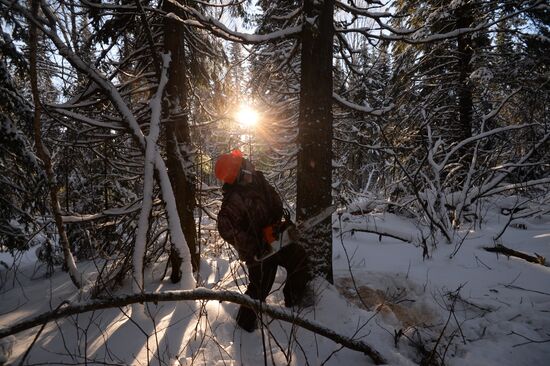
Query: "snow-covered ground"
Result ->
[[1, 201, 549, 366]]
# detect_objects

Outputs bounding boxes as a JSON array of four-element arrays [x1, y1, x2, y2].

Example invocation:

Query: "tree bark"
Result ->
[[163, 0, 200, 275], [296, 0, 335, 283]]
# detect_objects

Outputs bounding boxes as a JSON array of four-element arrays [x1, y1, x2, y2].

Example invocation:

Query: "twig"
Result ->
[[424, 286, 464, 366], [474, 255, 492, 270], [448, 292, 494, 313], [502, 284, 550, 296], [18, 300, 69, 366], [338, 214, 371, 310], [347, 228, 412, 243], [509, 331, 550, 347]]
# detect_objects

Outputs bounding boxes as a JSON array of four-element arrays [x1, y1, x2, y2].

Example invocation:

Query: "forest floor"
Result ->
[[1, 196, 549, 366]]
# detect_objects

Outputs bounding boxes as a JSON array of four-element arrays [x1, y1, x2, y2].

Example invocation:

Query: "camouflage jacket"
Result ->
[[217, 171, 283, 263]]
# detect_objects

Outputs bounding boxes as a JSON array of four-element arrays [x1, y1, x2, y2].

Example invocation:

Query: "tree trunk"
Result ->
[[29, 0, 82, 289], [163, 0, 200, 275], [456, 3, 474, 155], [296, 0, 334, 283]]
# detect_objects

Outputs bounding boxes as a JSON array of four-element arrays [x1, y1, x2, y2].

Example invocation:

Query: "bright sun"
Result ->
[[235, 105, 259, 128]]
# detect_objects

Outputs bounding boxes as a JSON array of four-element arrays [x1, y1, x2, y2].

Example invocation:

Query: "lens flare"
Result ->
[[235, 105, 259, 128]]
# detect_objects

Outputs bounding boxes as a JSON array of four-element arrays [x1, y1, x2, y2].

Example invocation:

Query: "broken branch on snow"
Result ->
[[484, 244, 546, 266]]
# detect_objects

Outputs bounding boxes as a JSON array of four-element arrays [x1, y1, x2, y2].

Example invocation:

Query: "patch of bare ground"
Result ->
[[336, 277, 436, 327]]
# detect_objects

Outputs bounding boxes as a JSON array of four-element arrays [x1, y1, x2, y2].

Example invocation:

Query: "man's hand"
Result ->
[[278, 223, 298, 245], [286, 224, 298, 242]]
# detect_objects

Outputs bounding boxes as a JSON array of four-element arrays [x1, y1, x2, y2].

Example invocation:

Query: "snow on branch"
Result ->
[[439, 124, 534, 170], [335, 1, 393, 19], [270, 7, 301, 21], [335, 0, 414, 36], [333, 93, 394, 116], [184, 0, 248, 8], [80, 0, 156, 11], [482, 88, 522, 123], [479, 178, 550, 198], [61, 200, 161, 223], [51, 108, 125, 130], [133, 53, 171, 294], [6, 0, 196, 289], [470, 131, 550, 203], [336, 0, 546, 44], [165, 0, 302, 44], [0, 288, 387, 365]]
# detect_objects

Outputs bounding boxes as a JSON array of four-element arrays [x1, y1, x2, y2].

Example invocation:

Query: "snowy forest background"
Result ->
[[0, 0, 549, 365]]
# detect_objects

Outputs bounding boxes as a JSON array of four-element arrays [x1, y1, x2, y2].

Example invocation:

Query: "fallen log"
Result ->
[[483, 244, 546, 266]]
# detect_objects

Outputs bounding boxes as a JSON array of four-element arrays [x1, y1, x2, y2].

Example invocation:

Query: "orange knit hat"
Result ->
[[215, 150, 244, 184]]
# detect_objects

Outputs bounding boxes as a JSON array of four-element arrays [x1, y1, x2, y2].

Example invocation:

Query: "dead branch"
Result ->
[[509, 331, 550, 347], [484, 244, 546, 266], [501, 284, 550, 297], [348, 228, 413, 243], [0, 288, 386, 365], [340, 219, 416, 243]]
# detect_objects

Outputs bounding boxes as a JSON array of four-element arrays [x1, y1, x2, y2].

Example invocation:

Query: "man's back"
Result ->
[[217, 171, 283, 262]]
